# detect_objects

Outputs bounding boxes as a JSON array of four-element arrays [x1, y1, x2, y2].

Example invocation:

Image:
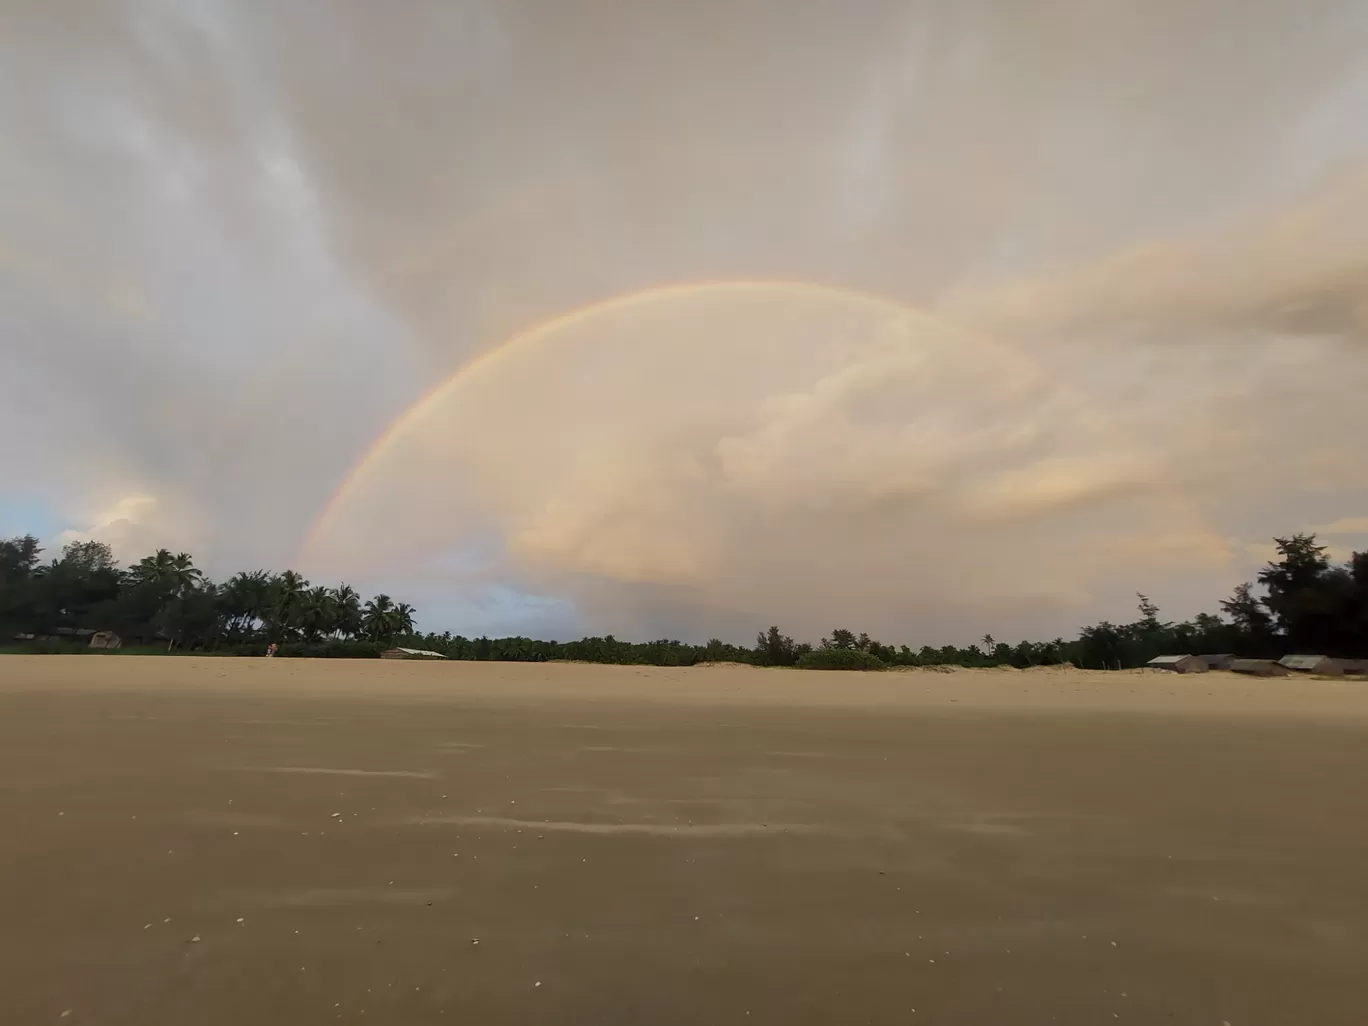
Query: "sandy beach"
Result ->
[[2, 656, 1366, 1024]]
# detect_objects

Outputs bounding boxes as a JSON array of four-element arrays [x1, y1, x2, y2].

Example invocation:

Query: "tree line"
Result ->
[[1, 532, 1364, 667], [0, 540, 414, 653]]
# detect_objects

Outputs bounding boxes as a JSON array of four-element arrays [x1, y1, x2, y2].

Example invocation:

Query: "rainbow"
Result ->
[[300, 279, 937, 559], [299, 278, 1220, 568]]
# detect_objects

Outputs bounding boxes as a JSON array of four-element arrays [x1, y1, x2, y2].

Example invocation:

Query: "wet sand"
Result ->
[[2, 656, 1366, 1024]]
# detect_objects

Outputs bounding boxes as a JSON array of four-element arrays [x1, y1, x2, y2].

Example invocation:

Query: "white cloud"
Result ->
[[52, 493, 193, 566], [947, 165, 1368, 346], [1317, 517, 1368, 535], [305, 285, 1268, 643]]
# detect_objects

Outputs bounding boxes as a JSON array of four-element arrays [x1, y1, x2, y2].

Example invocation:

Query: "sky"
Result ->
[[3, 0, 1368, 645]]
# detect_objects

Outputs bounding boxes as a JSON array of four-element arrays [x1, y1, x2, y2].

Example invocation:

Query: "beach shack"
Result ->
[[1145, 654, 1207, 674], [1197, 653, 1234, 670], [380, 647, 448, 660], [1278, 654, 1343, 676], [1229, 658, 1290, 677]]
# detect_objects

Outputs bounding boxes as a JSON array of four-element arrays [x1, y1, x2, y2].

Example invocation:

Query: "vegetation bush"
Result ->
[[275, 640, 385, 659], [3, 531, 1365, 670], [796, 646, 888, 671], [1, 637, 82, 655]]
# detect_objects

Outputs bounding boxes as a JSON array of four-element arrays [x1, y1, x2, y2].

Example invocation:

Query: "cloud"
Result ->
[[5, 1, 1368, 641], [1316, 517, 1368, 536], [948, 165, 1368, 347], [51, 493, 197, 566], [304, 286, 1263, 643], [303, 176, 1368, 642], [0, 0, 423, 577]]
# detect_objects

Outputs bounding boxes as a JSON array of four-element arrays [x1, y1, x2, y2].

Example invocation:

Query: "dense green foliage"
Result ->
[[796, 646, 888, 671], [1, 531, 1364, 668], [0, 540, 413, 651]]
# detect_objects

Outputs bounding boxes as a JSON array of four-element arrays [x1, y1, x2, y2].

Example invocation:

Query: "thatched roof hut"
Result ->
[[1145, 654, 1207, 674], [1197, 653, 1234, 670], [1229, 658, 1290, 677], [1278, 655, 1343, 676], [380, 647, 448, 660]]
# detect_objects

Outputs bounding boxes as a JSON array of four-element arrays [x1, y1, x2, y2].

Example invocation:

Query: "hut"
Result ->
[[1338, 659, 1368, 676], [1197, 653, 1234, 670], [1145, 654, 1208, 674], [88, 631, 122, 650], [1229, 658, 1291, 677], [380, 647, 448, 660], [1278, 655, 1343, 676]]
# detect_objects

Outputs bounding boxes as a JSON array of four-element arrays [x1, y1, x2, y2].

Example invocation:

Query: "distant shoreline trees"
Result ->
[[1, 532, 1364, 668]]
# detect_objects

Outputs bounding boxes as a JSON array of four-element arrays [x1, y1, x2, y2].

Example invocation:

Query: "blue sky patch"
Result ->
[[0, 496, 66, 544]]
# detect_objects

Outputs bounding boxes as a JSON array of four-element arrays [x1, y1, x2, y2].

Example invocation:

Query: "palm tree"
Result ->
[[219, 574, 250, 635], [267, 570, 309, 638], [394, 602, 416, 637], [300, 585, 338, 642], [221, 570, 272, 635], [362, 594, 396, 641], [126, 549, 202, 595], [124, 550, 167, 588], [332, 584, 362, 639], [169, 552, 202, 594]]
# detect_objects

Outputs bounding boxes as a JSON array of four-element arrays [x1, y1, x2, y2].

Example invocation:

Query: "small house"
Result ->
[[1278, 655, 1343, 676], [1197, 653, 1234, 671], [1145, 654, 1208, 674], [1228, 658, 1291, 677], [88, 631, 122, 650], [380, 647, 447, 660], [1338, 659, 1368, 676]]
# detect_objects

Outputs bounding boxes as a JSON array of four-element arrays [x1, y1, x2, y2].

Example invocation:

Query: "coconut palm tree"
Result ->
[[221, 570, 272, 635], [394, 602, 416, 637], [125, 549, 202, 595], [362, 594, 396, 641], [169, 552, 202, 593], [331, 584, 362, 639], [299, 585, 338, 642], [157, 579, 221, 651], [267, 570, 309, 638], [123, 551, 167, 588]]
